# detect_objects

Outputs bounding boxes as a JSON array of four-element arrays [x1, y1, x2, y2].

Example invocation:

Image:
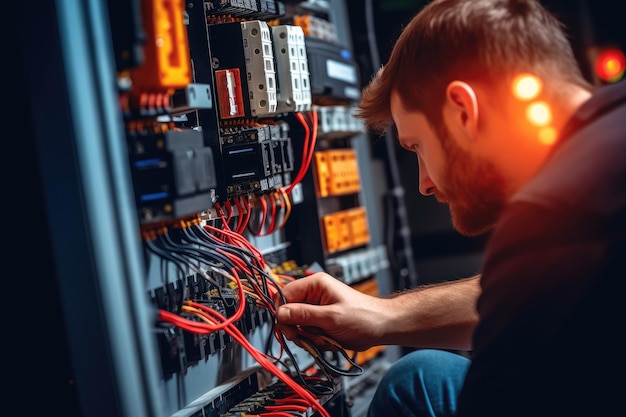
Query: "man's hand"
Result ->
[[274, 272, 388, 352]]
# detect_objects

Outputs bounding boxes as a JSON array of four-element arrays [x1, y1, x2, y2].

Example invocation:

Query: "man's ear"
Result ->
[[445, 81, 479, 139]]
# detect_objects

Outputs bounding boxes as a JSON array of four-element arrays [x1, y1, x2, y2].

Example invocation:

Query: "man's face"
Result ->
[[434, 122, 508, 236], [391, 92, 508, 236]]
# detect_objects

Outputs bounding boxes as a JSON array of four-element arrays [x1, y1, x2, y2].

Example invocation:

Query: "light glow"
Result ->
[[595, 48, 626, 83], [526, 102, 551, 126], [538, 127, 558, 146], [513, 74, 542, 100]]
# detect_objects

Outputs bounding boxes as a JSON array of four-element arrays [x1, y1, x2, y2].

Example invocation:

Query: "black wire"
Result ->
[[194, 224, 267, 275], [183, 225, 306, 384], [175, 226, 238, 271], [171, 224, 336, 395], [297, 334, 364, 378], [272, 329, 336, 397], [190, 224, 278, 310], [153, 232, 240, 309], [155, 233, 224, 283], [145, 239, 192, 312], [145, 238, 190, 278]]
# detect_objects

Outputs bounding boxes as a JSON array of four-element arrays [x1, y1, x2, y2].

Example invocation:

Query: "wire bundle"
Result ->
[[247, 188, 292, 236], [144, 218, 361, 417], [143, 108, 364, 415], [244, 110, 318, 237]]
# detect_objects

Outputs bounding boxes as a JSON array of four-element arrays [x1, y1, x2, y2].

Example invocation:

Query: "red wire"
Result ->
[[157, 266, 246, 332], [285, 111, 317, 195], [164, 303, 331, 417], [258, 193, 277, 236], [288, 113, 311, 192], [216, 201, 235, 232], [204, 223, 268, 270], [301, 111, 318, 182], [225, 325, 330, 417], [201, 224, 282, 305], [223, 199, 234, 229], [242, 197, 252, 231], [234, 197, 246, 234], [263, 404, 308, 412], [272, 397, 311, 407], [255, 194, 268, 236]]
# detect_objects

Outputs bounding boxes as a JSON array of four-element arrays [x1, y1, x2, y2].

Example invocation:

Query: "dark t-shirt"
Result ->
[[457, 81, 626, 416]]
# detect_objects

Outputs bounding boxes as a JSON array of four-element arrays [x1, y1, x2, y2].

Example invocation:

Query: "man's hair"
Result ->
[[356, 0, 591, 134]]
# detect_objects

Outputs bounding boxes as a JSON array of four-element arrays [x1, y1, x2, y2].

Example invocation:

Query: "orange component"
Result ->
[[322, 206, 370, 253], [293, 15, 312, 37], [130, 0, 192, 91], [348, 207, 370, 247], [322, 211, 352, 253], [314, 149, 361, 197]]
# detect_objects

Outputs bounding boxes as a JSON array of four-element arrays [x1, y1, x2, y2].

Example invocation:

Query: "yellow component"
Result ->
[[322, 206, 370, 253], [314, 149, 361, 197], [130, 0, 192, 90]]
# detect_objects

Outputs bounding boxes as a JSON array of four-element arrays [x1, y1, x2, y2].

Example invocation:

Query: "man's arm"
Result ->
[[275, 273, 481, 352], [380, 275, 481, 351]]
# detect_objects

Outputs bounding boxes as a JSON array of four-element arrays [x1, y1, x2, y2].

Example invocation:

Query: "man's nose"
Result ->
[[418, 162, 436, 196]]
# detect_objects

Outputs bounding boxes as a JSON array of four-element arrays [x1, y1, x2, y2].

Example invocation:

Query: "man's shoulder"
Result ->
[[512, 82, 626, 216]]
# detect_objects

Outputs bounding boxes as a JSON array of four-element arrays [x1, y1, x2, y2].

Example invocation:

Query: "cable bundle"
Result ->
[[145, 216, 361, 417]]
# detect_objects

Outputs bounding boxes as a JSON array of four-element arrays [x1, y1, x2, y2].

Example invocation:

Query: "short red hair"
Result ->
[[356, 0, 590, 135]]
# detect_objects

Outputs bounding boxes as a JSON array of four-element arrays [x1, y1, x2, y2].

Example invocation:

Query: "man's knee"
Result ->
[[368, 349, 471, 417]]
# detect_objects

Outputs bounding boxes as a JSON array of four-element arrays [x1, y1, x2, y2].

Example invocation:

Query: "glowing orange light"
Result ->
[[526, 101, 551, 126], [513, 74, 542, 100], [538, 127, 558, 146], [595, 48, 626, 83]]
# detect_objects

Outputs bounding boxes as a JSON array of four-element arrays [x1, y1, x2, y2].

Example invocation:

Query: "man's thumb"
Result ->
[[277, 305, 293, 323]]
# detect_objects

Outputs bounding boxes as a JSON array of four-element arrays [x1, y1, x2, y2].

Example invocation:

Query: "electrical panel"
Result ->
[[32, 0, 391, 416]]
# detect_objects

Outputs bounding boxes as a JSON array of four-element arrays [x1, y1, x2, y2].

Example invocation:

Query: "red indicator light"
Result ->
[[595, 48, 626, 83]]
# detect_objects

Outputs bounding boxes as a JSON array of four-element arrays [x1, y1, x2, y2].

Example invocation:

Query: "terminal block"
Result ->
[[322, 206, 371, 253], [325, 245, 390, 285], [208, 20, 277, 118], [316, 105, 366, 139], [271, 25, 312, 113], [314, 148, 361, 197]]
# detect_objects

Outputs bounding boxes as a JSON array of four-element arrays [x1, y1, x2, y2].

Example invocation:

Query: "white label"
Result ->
[[326, 59, 357, 83]]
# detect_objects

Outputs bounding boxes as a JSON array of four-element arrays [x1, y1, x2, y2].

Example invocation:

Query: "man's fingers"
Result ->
[[277, 303, 327, 328], [277, 273, 337, 304]]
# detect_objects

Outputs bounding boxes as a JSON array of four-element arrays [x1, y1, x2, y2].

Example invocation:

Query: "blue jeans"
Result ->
[[367, 349, 470, 417]]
